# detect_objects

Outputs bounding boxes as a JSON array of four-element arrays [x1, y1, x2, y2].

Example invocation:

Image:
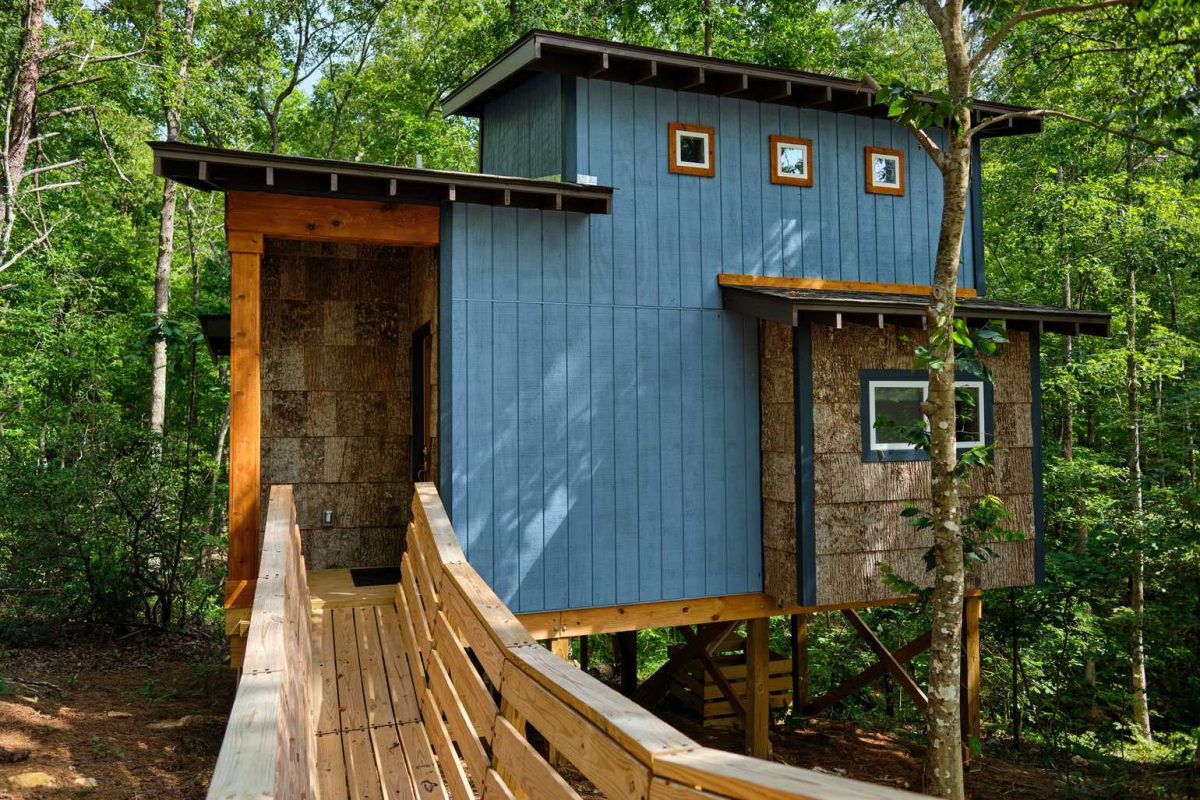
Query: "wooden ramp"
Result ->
[[312, 604, 447, 800]]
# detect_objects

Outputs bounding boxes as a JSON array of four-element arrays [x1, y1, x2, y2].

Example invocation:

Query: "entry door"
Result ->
[[411, 322, 434, 482]]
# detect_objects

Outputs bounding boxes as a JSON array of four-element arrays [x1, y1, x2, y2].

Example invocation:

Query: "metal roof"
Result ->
[[722, 285, 1111, 336], [441, 30, 1041, 139], [150, 141, 614, 214]]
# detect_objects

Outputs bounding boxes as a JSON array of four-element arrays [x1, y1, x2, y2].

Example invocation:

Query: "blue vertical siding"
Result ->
[[481, 72, 564, 179], [445, 78, 981, 614]]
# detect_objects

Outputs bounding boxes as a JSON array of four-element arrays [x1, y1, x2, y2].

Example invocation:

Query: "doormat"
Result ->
[[349, 566, 403, 587]]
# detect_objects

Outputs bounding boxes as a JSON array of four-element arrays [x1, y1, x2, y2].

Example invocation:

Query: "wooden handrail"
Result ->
[[403, 481, 926, 800], [208, 485, 318, 800]]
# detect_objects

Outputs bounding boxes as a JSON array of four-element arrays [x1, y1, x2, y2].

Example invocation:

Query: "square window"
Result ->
[[668, 122, 715, 177], [861, 371, 990, 460], [769, 135, 813, 187], [865, 146, 905, 195]]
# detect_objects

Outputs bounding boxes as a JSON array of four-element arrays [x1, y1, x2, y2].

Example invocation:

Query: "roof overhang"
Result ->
[[722, 284, 1110, 337], [442, 30, 1041, 139], [198, 313, 231, 359], [150, 141, 613, 214]]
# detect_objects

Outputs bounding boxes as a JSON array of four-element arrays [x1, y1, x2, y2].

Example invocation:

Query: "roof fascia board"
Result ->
[[441, 37, 540, 117]]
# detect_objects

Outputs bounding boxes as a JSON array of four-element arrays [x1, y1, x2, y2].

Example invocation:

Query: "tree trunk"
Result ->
[[148, 0, 198, 437], [1123, 144, 1151, 741], [2, 0, 45, 260], [920, 7, 972, 797], [703, 0, 714, 56]]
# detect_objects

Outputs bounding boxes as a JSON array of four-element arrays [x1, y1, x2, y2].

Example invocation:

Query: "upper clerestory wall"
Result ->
[[479, 74, 980, 296]]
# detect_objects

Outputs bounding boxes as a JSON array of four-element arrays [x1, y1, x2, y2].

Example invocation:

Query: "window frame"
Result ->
[[769, 135, 813, 187], [668, 122, 716, 177], [864, 146, 905, 196], [859, 369, 992, 462]]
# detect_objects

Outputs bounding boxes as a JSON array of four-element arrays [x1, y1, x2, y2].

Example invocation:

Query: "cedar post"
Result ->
[[746, 617, 772, 759], [791, 613, 809, 710], [961, 593, 982, 757], [225, 229, 263, 622]]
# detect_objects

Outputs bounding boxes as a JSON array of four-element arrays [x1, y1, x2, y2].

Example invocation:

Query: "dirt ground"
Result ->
[[0, 636, 1189, 799], [0, 635, 234, 800]]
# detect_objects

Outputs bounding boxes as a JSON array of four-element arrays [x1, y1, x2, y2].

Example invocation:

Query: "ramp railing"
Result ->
[[402, 481, 924, 800], [208, 485, 318, 800]]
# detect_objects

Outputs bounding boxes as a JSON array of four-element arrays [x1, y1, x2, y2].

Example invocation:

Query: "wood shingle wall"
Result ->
[[259, 238, 438, 569], [761, 321, 1036, 607]]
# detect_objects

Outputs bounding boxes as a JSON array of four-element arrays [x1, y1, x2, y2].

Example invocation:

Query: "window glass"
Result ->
[[954, 383, 984, 444], [873, 384, 925, 445], [872, 154, 899, 187], [678, 133, 707, 166], [777, 143, 808, 178]]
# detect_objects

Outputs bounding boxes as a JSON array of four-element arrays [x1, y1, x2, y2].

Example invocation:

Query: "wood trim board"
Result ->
[[718, 273, 978, 299]]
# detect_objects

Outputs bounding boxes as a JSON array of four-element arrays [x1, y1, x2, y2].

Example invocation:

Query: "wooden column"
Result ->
[[615, 631, 638, 695], [746, 617, 772, 759], [226, 230, 263, 610], [961, 593, 982, 756], [791, 613, 809, 710]]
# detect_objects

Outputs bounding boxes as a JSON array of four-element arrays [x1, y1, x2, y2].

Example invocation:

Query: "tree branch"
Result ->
[[861, 73, 949, 172], [970, 0, 1134, 72], [966, 109, 1195, 159]]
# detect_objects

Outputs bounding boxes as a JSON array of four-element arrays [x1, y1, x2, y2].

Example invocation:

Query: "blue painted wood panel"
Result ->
[[481, 72, 564, 179], [444, 80, 982, 614]]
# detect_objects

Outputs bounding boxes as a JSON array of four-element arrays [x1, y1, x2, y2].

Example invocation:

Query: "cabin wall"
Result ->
[[571, 77, 978, 294], [442, 202, 762, 614], [259, 238, 436, 569], [481, 72, 565, 179], [761, 321, 1037, 607]]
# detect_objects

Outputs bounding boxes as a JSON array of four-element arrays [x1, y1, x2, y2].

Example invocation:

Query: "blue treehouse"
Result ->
[[156, 29, 1109, 752]]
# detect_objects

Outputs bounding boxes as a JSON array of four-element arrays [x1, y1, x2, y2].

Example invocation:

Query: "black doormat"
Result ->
[[349, 566, 403, 587]]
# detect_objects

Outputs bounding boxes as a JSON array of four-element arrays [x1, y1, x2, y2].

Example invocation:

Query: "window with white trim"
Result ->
[[861, 372, 988, 460]]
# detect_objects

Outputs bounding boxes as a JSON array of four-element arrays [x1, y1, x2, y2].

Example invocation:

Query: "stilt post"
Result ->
[[961, 593, 982, 757], [616, 631, 638, 695], [791, 613, 809, 710], [746, 617, 772, 759]]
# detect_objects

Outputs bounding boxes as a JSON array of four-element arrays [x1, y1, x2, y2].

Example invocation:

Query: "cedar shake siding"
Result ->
[[259, 238, 438, 569], [761, 321, 1036, 607]]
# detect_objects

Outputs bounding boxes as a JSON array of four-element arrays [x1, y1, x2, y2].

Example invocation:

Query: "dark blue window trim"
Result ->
[[859, 368, 994, 463]]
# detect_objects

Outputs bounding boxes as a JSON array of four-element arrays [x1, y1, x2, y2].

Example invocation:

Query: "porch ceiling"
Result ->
[[150, 141, 614, 214], [722, 283, 1111, 337]]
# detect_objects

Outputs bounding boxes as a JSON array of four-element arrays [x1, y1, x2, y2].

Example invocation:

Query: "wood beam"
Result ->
[[226, 191, 439, 246], [631, 621, 739, 705], [225, 231, 262, 608], [717, 273, 979, 299], [516, 592, 919, 639], [961, 595, 982, 757], [840, 610, 928, 710], [802, 631, 931, 716], [746, 618, 771, 759]]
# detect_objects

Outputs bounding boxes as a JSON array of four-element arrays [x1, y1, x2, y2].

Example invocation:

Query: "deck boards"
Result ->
[[313, 602, 449, 800]]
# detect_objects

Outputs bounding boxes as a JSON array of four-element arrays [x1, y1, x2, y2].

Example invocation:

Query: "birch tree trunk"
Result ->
[[148, 0, 198, 437]]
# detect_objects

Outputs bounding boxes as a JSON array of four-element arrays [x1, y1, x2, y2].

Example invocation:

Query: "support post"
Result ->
[[548, 638, 571, 767], [961, 593, 982, 758], [225, 230, 263, 622], [616, 631, 638, 696], [746, 617, 772, 759], [580, 635, 590, 672], [791, 613, 809, 710]]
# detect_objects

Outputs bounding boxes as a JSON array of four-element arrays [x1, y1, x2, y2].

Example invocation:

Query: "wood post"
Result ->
[[547, 638, 571, 767], [579, 635, 590, 672], [961, 594, 982, 757], [226, 230, 263, 612], [791, 613, 809, 710], [746, 617, 771, 759], [615, 631, 638, 696]]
